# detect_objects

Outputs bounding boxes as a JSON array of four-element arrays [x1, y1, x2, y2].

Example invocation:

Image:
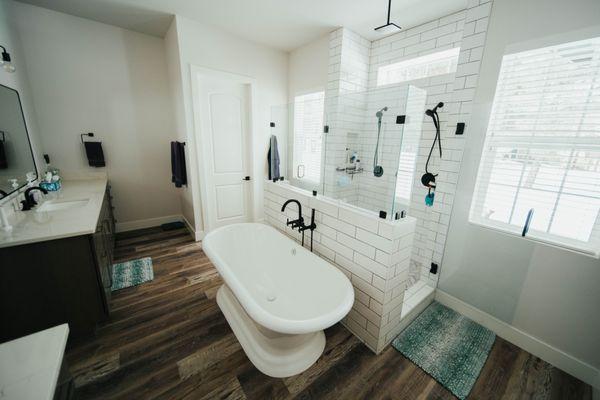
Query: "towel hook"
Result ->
[[80, 132, 94, 143]]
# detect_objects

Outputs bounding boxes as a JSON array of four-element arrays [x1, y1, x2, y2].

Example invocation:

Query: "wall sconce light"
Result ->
[[0, 45, 15, 73]]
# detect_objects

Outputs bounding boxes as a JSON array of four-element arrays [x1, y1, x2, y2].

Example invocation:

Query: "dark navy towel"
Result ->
[[84, 141, 105, 167], [171, 141, 187, 187]]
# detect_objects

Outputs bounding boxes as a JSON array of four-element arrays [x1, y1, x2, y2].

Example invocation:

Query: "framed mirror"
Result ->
[[0, 84, 37, 199]]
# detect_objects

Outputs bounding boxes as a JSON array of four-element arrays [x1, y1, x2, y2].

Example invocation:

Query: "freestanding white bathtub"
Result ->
[[203, 223, 354, 377]]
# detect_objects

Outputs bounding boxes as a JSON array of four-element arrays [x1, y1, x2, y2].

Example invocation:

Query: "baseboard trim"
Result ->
[[115, 214, 183, 233], [435, 289, 600, 389], [181, 214, 204, 241]]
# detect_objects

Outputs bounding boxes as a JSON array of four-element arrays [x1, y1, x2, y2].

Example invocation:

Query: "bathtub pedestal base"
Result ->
[[216, 285, 326, 378]]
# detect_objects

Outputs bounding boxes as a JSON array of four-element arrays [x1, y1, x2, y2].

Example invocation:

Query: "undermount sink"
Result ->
[[36, 199, 89, 212]]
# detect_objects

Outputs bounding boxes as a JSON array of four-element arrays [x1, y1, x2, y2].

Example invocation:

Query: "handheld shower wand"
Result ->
[[422, 102, 444, 206], [373, 106, 388, 177]]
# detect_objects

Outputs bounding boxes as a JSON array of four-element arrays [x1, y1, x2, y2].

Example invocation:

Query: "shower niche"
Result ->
[[271, 84, 426, 219]]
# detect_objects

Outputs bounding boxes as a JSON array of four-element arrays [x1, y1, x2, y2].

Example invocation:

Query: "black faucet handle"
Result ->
[[286, 217, 305, 230]]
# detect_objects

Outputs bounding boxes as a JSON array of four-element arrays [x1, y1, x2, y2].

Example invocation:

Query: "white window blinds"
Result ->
[[470, 36, 600, 257], [293, 91, 325, 184]]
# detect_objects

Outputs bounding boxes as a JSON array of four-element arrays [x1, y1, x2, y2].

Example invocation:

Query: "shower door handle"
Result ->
[[242, 176, 251, 181], [521, 208, 534, 237]]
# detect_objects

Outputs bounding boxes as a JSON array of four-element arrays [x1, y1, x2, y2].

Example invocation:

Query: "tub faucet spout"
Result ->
[[281, 199, 303, 229]]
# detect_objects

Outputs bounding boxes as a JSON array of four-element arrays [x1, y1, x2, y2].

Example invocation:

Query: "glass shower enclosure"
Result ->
[[271, 84, 426, 219]]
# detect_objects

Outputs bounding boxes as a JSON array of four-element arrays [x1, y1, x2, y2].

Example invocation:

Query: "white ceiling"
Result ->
[[15, 0, 468, 51]]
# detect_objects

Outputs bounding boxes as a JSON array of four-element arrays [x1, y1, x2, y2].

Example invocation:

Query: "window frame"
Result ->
[[468, 34, 600, 259]]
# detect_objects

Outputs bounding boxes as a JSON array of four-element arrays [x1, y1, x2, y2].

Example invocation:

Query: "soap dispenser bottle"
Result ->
[[39, 154, 61, 192]]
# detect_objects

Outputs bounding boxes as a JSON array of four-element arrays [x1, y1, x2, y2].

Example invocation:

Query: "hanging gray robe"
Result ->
[[267, 134, 280, 180]]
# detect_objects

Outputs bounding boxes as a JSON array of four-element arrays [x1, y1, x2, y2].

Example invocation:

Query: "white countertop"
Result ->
[[0, 324, 69, 400], [0, 179, 107, 248]]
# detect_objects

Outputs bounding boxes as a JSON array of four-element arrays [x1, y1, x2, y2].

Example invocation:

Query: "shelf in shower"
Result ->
[[335, 166, 364, 175]]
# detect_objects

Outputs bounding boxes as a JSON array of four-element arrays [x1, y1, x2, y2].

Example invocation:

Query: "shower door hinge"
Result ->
[[455, 122, 465, 135], [396, 115, 406, 124], [270, 122, 275, 127], [323, 125, 329, 133]]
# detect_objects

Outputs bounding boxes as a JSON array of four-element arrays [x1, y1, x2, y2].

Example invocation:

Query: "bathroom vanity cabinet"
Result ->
[[0, 184, 115, 342]]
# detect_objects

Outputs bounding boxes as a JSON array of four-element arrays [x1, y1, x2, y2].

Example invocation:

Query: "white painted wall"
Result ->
[[164, 19, 199, 235], [12, 1, 181, 228], [169, 15, 288, 233], [288, 33, 329, 99], [440, 0, 600, 377]]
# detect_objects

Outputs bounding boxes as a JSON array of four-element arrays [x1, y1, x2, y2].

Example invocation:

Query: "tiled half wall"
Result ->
[[264, 180, 415, 353]]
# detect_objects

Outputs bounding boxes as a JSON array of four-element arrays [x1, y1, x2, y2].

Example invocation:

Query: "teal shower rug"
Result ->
[[111, 257, 154, 291], [392, 302, 495, 400]]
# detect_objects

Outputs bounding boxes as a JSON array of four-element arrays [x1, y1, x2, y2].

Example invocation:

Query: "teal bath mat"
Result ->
[[392, 302, 495, 400], [111, 257, 154, 291]]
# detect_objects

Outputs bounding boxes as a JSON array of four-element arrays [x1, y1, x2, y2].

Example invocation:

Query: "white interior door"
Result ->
[[197, 76, 252, 230]]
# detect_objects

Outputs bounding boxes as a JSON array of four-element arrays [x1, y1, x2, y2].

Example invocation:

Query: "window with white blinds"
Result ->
[[470, 36, 600, 257], [293, 91, 325, 184]]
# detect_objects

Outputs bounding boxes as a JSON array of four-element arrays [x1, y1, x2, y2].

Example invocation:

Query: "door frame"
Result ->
[[190, 65, 258, 233]]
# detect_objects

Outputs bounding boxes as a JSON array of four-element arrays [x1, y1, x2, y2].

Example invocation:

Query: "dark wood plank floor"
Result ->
[[65, 227, 592, 400]]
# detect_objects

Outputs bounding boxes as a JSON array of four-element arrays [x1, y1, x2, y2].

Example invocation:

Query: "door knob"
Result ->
[[243, 176, 251, 181]]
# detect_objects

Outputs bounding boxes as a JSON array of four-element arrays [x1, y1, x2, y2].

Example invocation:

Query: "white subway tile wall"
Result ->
[[365, 1, 493, 287], [264, 181, 416, 353]]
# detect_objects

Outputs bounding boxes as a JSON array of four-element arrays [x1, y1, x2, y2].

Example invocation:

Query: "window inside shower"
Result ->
[[377, 47, 460, 86], [292, 91, 325, 185]]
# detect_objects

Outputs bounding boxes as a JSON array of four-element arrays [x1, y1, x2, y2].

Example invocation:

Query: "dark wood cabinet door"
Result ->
[[0, 236, 105, 341]]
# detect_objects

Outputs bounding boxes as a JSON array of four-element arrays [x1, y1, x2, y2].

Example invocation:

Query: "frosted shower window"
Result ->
[[293, 91, 324, 184], [377, 48, 460, 86], [470, 36, 600, 257]]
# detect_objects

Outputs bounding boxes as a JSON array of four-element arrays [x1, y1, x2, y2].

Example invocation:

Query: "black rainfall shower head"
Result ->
[[374, 0, 401, 35], [375, 22, 402, 35]]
